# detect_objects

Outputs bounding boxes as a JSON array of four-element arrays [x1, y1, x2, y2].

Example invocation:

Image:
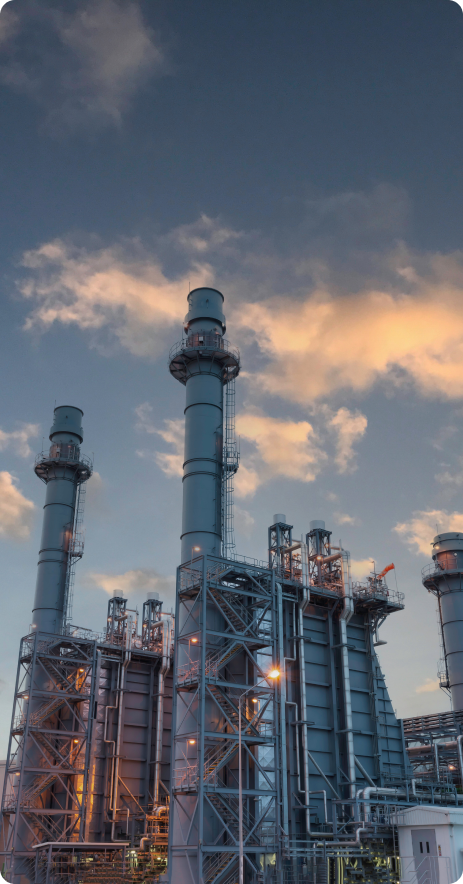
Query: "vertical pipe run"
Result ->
[[298, 605, 311, 836], [339, 550, 356, 801]]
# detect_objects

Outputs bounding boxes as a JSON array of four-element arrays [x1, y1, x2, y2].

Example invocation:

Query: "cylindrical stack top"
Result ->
[[432, 532, 463, 556], [310, 520, 326, 531], [184, 287, 226, 334], [49, 406, 84, 443]]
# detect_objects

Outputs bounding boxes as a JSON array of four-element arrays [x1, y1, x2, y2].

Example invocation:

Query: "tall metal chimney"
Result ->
[[32, 405, 92, 633], [169, 288, 240, 563], [423, 531, 463, 711]]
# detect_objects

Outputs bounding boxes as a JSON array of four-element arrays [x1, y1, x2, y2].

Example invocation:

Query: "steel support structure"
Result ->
[[2, 632, 99, 882], [168, 553, 283, 884]]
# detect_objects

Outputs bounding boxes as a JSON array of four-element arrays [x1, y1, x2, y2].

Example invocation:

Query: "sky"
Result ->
[[1, 0, 463, 753]]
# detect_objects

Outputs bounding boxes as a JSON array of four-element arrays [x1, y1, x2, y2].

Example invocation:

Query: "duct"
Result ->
[[110, 613, 134, 841], [154, 615, 173, 806], [298, 605, 311, 835], [339, 548, 356, 801]]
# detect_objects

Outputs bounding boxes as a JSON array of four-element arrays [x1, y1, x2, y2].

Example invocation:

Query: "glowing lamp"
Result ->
[[188, 739, 196, 745], [269, 669, 280, 679]]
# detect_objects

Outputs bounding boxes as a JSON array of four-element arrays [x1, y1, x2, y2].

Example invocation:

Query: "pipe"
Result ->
[[339, 549, 356, 800], [406, 740, 458, 757], [154, 615, 173, 806], [434, 742, 440, 782], [457, 735, 463, 784], [298, 605, 311, 835], [309, 790, 327, 824], [111, 613, 133, 840]]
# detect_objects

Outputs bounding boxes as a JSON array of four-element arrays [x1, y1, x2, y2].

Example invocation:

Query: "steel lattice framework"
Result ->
[[169, 554, 284, 884], [2, 633, 99, 880]]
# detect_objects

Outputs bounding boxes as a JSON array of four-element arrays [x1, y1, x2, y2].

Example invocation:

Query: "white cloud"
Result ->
[[416, 678, 440, 695], [20, 239, 212, 357], [324, 407, 367, 473], [435, 457, 463, 489], [334, 512, 360, 526], [235, 412, 327, 497], [0, 472, 35, 541], [0, 422, 39, 458], [234, 506, 255, 535], [0, 0, 165, 132], [394, 508, 463, 556], [135, 404, 184, 477], [87, 567, 175, 603], [350, 558, 374, 580], [234, 464, 260, 499], [236, 249, 463, 405]]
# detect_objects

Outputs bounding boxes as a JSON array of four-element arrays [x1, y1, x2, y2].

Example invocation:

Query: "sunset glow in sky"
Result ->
[[0, 0, 462, 750]]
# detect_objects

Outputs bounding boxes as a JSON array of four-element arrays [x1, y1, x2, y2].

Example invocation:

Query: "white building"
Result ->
[[392, 806, 463, 884]]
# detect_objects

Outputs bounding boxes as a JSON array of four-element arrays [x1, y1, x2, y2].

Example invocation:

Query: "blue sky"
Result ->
[[0, 0, 463, 753]]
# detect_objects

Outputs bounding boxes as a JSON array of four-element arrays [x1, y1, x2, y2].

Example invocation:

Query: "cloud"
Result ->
[[234, 506, 255, 535], [416, 678, 440, 694], [0, 5, 18, 45], [350, 558, 374, 580], [334, 512, 360, 526], [235, 412, 327, 497], [0, 0, 165, 132], [324, 407, 367, 473], [0, 422, 39, 458], [135, 404, 184, 477], [394, 508, 463, 556], [236, 249, 463, 405], [435, 457, 463, 490], [234, 464, 261, 499], [21, 204, 463, 413], [20, 239, 212, 357], [0, 472, 35, 540], [87, 567, 175, 603]]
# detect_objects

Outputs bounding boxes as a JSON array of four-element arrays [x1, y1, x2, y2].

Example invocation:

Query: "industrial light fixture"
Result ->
[[74, 739, 79, 744], [269, 669, 280, 679], [193, 546, 200, 552], [252, 698, 258, 703], [188, 739, 196, 745], [191, 638, 198, 643]]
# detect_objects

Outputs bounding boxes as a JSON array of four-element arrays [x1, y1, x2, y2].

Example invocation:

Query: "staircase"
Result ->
[[204, 742, 237, 782], [204, 852, 236, 884], [209, 588, 248, 633], [208, 685, 258, 735], [206, 641, 244, 678], [19, 773, 57, 808]]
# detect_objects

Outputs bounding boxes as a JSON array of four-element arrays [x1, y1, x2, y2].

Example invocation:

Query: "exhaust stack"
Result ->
[[32, 405, 92, 633], [169, 288, 239, 563]]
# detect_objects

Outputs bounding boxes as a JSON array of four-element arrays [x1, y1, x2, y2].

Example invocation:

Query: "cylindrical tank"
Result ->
[[169, 288, 239, 563], [423, 532, 463, 711], [33, 405, 92, 633]]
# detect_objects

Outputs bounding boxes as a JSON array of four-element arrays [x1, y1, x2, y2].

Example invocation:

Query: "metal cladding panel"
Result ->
[[302, 605, 339, 822]]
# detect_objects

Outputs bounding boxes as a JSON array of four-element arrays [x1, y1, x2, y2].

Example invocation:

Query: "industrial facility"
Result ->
[[2, 287, 463, 884]]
